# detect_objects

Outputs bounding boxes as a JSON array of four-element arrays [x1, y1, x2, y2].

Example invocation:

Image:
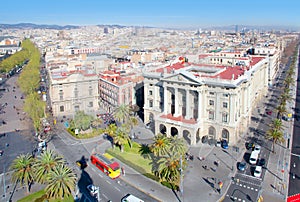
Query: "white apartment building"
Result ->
[[48, 67, 99, 118], [143, 55, 270, 146]]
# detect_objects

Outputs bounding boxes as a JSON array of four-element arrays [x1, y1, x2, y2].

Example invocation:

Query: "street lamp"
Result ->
[[180, 155, 183, 201]]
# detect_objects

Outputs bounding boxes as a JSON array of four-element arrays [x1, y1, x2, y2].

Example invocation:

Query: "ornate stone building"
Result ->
[[48, 67, 99, 118], [143, 54, 271, 145]]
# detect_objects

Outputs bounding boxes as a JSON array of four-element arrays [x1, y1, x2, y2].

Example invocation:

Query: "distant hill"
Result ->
[[0, 23, 298, 32], [0, 23, 80, 30]]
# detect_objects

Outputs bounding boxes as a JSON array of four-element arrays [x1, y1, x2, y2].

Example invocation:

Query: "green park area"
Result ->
[[17, 190, 73, 202]]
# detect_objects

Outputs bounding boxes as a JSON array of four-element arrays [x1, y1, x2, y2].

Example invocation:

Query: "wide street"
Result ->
[[288, 53, 300, 197]]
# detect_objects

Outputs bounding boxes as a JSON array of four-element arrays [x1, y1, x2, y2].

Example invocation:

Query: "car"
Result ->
[[221, 140, 228, 149], [253, 145, 261, 154], [266, 110, 272, 115], [253, 166, 262, 178], [87, 184, 99, 197], [216, 141, 221, 147], [249, 151, 259, 165], [238, 162, 247, 171], [258, 158, 266, 166]]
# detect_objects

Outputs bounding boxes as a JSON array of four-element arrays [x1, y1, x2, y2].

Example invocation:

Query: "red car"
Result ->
[[266, 110, 272, 115], [44, 125, 51, 133]]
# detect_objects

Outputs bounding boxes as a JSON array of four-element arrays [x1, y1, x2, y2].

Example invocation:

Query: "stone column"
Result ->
[[197, 91, 202, 121], [164, 86, 168, 114], [178, 89, 183, 116], [191, 130, 197, 145], [174, 88, 179, 116], [185, 90, 192, 119]]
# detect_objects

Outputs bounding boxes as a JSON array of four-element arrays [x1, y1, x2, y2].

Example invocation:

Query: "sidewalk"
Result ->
[[260, 62, 298, 202]]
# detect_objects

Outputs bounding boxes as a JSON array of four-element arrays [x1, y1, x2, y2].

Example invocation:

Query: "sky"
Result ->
[[1, 0, 299, 28]]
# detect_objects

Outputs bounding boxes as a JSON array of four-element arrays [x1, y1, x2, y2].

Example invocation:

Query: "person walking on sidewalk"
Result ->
[[121, 167, 125, 176]]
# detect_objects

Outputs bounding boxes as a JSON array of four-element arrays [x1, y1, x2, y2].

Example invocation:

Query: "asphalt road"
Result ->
[[50, 131, 157, 202], [223, 60, 291, 202], [288, 54, 300, 197]]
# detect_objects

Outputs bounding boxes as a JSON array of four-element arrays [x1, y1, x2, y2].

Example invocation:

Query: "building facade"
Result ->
[[143, 55, 270, 146], [49, 68, 99, 118]]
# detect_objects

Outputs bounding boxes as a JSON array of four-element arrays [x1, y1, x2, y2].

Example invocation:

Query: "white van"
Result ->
[[121, 194, 144, 202], [249, 151, 259, 165]]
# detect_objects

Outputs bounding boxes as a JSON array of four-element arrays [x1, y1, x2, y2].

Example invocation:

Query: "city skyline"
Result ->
[[1, 0, 300, 29]]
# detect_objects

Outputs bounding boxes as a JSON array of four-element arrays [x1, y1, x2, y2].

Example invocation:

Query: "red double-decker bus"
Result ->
[[90, 153, 121, 179]]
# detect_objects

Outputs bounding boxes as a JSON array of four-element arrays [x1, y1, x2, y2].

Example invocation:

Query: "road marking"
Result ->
[[106, 180, 111, 184], [234, 182, 260, 193], [98, 173, 103, 178], [238, 173, 263, 181], [114, 187, 121, 192], [234, 178, 262, 187], [226, 194, 246, 202], [102, 193, 108, 199]]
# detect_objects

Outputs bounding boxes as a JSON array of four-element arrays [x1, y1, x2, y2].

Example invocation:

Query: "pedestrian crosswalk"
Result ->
[[231, 181, 259, 192]]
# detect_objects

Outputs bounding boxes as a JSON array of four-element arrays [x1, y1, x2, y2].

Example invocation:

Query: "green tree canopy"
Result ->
[[33, 150, 64, 184], [71, 110, 94, 131], [45, 164, 77, 199], [10, 154, 35, 193]]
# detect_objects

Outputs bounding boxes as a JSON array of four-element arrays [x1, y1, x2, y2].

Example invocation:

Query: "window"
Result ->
[[222, 113, 228, 123], [223, 102, 228, 108], [209, 100, 214, 106], [59, 106, 64, 112], [59, 90, 63, 101], [74, 105, 79, 111], [223, 93, 229, 97], [74, 87, 79, 98], [208, 111, 214, 120], [149, 100, 153, 107], [149, 90, 153, 96], [89, 102, 93, 107], [209, 92, 215, 95], [89, 86, 93, 96]]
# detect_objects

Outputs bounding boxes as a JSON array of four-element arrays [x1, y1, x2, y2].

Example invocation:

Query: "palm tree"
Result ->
[[276, 103, 287, 119], [45, 164, 77, 200], [10, 154, 35, 193], [169, 136, 188, 157], [266, 129, 285, 153], [105, 123, 117, 138], [150, 134, 171, 157], [284, 76, 295, 88], [157, 154, 181, 190], [114, 125, 131, 152], [113, 104, 132, 124], [33, 150, 64, 184], [269, 119, 283, 131]]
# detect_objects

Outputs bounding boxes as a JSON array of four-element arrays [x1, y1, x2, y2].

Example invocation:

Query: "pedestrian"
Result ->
[[121, 167, 125, 176]]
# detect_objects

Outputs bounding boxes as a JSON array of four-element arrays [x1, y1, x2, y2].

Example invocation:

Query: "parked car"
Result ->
[[266, 110, 272, 115], [258, 158, 266, 166], [249, 151, 259, 165], [238, 162, 247, 171], [221, 140, 228, 149], [253, 145, 261, 154], [254, 166, 262, 178]]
